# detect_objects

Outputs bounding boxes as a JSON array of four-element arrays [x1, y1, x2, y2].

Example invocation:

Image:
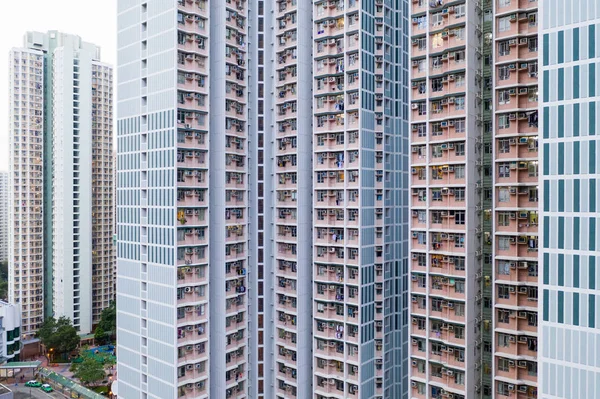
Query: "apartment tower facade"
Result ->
[[539, 2, 600, 398], [0, 172, 8, 263], [9, 31, 114, 339], [492, 0, 539, 398], [116, 0, 410, 398], [408, 0, 541, 397], [409, 1, 483, 398]]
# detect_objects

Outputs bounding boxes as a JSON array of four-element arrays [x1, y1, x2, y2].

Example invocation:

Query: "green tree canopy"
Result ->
[[97, 302, 116, 334], [37, 316, 80, 354], [70, 352, 107, 386], [94, 326, 108, 345]]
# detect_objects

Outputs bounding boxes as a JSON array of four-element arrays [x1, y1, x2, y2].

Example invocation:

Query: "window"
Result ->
[[497, 213, 511, 227], [454, 96, 465, 111], [528, 312, 537, 326], [498, 188, 510, 202], [498, 90, 511, 105], [454, 4, 465, 18], [528, 37, 538, 52], [498, 310, 510, 324], [528, 12, 537, 26], [454, 372, 465, 386], [455, 280, 464, 293], [454, 325, 464, 339], [528, 87, 538, 103], [498, 164, 511, 178], [454, 188, 465, 201], [528, 162, 538, 177], [498, 383, 511, 396], [498, 115, 510, 129], [454, 119, 465, 133], [498, 16, 511, 32], [498, 41, 510, 56], [528, 62, 538, 78], [455, 142, 465, 156], [497, 333, 511, 347], [528, 361, 538, 376], [498, 285, 510, 299], [498, 358, 510, 372], [498, 237, 512, 251], [528, 286, 538, 301], [454, 303, 465, 317], [454, 165, 465, 179], [498, 66, 511, 81], [454, 51, 465, 63], [455, 212, 465, 225], [499, 0, 511, 7], [498, 139, 510, 153], [454, 74, 465, 87]]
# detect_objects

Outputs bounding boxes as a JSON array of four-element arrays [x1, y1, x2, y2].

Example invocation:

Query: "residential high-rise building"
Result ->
[[408, 0, 539, 398], [539, 3, 600, 399], [492, 0, 539, 398], [9, 31, 114, 342], [311, 1, 409, 398], [115, 1, 410, 399], [408, 1, 482, 398], [0, 172, 8, 263]]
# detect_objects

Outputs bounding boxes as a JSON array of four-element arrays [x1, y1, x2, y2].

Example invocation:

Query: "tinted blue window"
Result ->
[[591, 179, 597, 212], [558, 31, 564, 63], [558, 180, 565, 212], [573, 217, 580, 250], [558, 142, 565, 174], [590, 218, 596, 251], [590, 64, 596, 97], [543, 289, 549, 321], [558, 291, 564, 323], [558, 254, 565, 286], [590, 294, 596, 328], [574, 255, 580, 288], [590, 25, 596, 59], [573, 28, 580, 61], [558, 217, 564, 249], [574, 103, 580, 137], [573, 293, 580, 326], [590, 257, 596, 290], [544, 253, 550, 285]]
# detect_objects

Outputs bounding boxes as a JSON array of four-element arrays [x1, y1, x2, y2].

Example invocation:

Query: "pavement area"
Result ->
[[10, 383, 64, 398]]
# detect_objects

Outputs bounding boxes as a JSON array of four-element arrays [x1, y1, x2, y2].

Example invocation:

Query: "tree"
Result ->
[[70, 352, 107, 387], [97, 302, 116, 335], [37, 317, 80, 355], [94, 326, 108, 345]]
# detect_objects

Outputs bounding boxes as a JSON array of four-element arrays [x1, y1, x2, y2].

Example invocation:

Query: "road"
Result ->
[[10, 384, 64, 399]]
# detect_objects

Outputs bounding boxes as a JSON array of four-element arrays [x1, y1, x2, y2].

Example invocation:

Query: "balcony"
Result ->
[[496, 37, 539, 64], [496, 161, 539, 184], [495, 261, 538, 285], [496, 0, 538, 14], [496, 64, 538, 88], [496, 14, 538, 40], [495, 137, 538, 159]]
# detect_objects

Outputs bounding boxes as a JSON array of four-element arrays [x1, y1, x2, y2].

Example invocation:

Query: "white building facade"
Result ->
[[539, 1, 600, 398], [0, 172, 8, 263], [9, 31, 114, 339], [116, 1, 410, 399]]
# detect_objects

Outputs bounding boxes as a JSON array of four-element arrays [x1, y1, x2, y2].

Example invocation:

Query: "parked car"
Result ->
[[25, 380, 41, 387], [41, 384, 53, 393]]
